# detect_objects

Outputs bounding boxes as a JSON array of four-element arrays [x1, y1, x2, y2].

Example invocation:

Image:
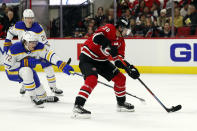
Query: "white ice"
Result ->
[[0, 72, 196, 131]]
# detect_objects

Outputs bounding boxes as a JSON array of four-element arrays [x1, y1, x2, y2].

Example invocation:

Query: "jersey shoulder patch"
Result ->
[[14, 21, 26, 30], [30, 22, 43, 34], [10, 42, 26, 55], [34, 42, 44, 50]]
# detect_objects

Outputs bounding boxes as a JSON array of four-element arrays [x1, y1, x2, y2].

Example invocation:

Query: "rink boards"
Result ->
[[1, 38, 197, 74]]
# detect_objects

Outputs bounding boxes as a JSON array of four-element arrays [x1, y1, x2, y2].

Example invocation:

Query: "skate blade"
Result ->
[[71, 113, 91, 119], [117, 108, 135, 112]]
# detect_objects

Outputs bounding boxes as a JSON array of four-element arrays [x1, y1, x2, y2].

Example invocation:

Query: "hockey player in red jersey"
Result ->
[[72, 18, 140, 118]]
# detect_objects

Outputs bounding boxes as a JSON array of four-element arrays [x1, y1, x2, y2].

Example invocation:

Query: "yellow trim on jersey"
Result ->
[[6, 70, 19, 75], [4, 42, 12, 46], [46, 51, 53, 61], [24, 58, 28, 67], [32, 48, 45, 52], [11, 52, 26, 56]]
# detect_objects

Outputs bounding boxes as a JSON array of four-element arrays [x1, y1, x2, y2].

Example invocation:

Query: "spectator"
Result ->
[[72, 28, 83, 38], [106, 8, 114, 24], [135, 0, 146, 17], [174, 8, 183, 28], [144, 17, 158, 37], [150, 2, 160, 18], [157, 9, 171, 27], [180, 2, 189, 17], [132, 19, 145, 37], [183, 4, 197, 35], [125, 8, 132, 21], [0, 3, 6, 24], [158, 21, 172, 37], [145, 0, 160, 9], [191, 0, 197, 9], [3, 10, 16, 33], [84, 26, 94, 38], [126, 17, 136, 37], [94, 7, 107, 27]]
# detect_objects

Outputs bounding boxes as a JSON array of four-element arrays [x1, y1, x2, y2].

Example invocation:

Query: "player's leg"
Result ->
[[18, 67, 45, 107], [41, 59, 63, 95], [98, 61, 134, 112], [72, 54, 98, 118]]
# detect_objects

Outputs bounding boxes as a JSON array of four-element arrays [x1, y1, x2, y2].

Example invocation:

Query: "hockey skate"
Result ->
[[30, 96, 44, 108], [44, 96, 59, 102], [117, 102, 135, 112], [50, 87, 63, 95], [20, 85, 26, 95], [72, 105, 91, 119]]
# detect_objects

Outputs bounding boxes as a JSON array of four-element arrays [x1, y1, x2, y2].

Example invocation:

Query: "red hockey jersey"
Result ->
[[81, 24, 126, 61]]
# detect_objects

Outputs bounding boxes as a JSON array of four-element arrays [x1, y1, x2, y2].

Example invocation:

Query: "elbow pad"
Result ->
[[93, 34, 111, 48]]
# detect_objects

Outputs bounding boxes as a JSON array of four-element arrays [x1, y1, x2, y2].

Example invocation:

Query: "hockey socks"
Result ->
[[75, 75, 97, 106], [73, 75, 97, 118]]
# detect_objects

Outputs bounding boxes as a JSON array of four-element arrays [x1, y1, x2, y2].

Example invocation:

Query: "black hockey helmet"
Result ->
[[116, 17, 129, 28]]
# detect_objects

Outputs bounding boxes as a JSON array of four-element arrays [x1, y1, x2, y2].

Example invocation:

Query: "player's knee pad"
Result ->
[[19, 67, 41, 91], [41, 59, 52, 68], [19, 67, 34, 83]]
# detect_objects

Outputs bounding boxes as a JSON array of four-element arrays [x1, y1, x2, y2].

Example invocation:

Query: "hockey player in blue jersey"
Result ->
[[4, 31, 74, 107], [3, 9, 63, 95]]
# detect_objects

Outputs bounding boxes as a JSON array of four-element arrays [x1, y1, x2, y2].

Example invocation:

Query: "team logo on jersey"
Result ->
[[100, 46, 110, 56]]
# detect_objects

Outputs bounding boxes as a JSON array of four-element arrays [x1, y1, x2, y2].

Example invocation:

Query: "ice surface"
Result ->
[[0, 72, 196, 131]]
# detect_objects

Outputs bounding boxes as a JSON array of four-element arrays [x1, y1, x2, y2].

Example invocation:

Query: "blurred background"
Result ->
[[0, 0, 197, 38]]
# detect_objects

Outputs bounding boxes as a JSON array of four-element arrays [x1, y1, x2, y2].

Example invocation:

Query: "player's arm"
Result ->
[[4, 25, 17, 53], [93, 33, 118, 57], [39, 47, 74, 75], [4, 51, 20, 70], [38, 25, 50, 47]]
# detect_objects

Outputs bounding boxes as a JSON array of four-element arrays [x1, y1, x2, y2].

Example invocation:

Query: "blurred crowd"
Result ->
[[72, 0, 197, 38], [1, 0, 197, 38], [0, 3, 19, 38]]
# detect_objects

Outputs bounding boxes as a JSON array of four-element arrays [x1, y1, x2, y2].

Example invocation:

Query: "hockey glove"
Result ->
[[109, 46, 118, 57], [126, 64, 140, 79], [116, 60, 140, 79], [21, 57, 40, 68], [56, 60, 74, 75]]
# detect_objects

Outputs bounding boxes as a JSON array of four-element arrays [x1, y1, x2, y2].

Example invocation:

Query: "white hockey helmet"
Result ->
[[22, 31, 38, 43], [23, 9, 35, 18], [22, 31, 38, 51]]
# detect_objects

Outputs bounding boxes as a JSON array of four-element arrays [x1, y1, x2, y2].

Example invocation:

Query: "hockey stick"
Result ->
[[117, 56, 182, 113], [70, 71, 145, 102]]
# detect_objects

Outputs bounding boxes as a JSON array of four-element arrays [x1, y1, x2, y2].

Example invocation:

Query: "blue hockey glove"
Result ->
[[21, 57, 40, 68], [56, 60, 74, 75]]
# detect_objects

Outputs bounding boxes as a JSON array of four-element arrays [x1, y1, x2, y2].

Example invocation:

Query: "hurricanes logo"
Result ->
[[100, 46, 110, 56]]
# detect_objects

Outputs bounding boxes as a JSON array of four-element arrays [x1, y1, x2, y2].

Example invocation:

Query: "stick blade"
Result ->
[[168, 105, 182, 113]]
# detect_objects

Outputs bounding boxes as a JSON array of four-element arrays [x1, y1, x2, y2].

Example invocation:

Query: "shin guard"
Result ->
[[75, 75, 97, 106], [112, 72, 126, 105]]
